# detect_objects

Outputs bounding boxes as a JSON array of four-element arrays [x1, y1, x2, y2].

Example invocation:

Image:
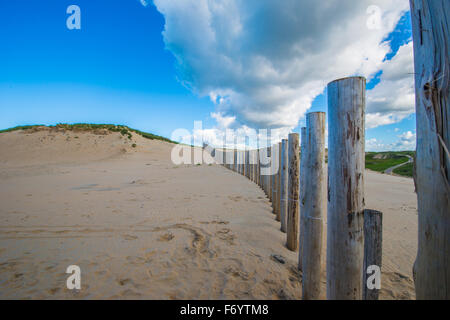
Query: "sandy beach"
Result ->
[[0, 128, 417, 299]]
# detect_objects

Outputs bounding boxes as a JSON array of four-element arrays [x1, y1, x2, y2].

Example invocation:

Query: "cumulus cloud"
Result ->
[[366, 130, 416, 151], [153, 0, 411, 146], [366, 42, 415, 128]]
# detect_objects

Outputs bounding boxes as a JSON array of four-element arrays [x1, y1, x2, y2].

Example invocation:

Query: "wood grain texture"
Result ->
[[363, 209, 382, 300], [327, 76, 366, 300], [287, 133, 300, 251], [302, 112, 326, 300], [280, 139, 288, 233], [410, 0, 450, 299], [298, 127, 307, 271]]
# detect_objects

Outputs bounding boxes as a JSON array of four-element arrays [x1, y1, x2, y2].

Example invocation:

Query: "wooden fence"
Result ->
[[205, 76, 386, 300]]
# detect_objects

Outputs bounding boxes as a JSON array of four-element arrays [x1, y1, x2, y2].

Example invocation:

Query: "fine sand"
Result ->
[[0, 128, 417, 299]]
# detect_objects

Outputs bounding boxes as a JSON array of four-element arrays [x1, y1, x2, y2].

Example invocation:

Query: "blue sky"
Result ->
[[0, 1, 416, 150]]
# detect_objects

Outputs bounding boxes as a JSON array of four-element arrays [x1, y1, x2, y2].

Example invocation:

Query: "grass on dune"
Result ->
[[0, 123, 177, 144], [365, 152, 409, 172], [393, 162, 414, 177]]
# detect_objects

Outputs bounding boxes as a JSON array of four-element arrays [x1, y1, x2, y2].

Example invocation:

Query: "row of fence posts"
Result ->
[[213, 76, 383, 300]]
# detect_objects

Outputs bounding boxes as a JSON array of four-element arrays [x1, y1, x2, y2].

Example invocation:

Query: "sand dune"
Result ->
[[0, 129, 417, 299]]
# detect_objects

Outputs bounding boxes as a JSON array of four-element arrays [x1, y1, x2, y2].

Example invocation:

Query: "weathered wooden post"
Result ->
[[249, 150, 253, 181], [327, 76, 366, 300], [245, 150, 249, 179], [243, 150, 246, 176], [302, 112, 326, 300], [268, 146, 272, 201], [256, 149, 261, 187], [237, 151, 241, 174], [253, 150, 257, 184], [271, 144, 277, 214], [410, 0, 450, 299], [276, 142, 282, 221], [363, 209, 382, 300], [287, 133, 300, 251], [298, 127, 308, 271], [253, 149, 257, 183], [280, 139, 288, 233], [264, 148, 268, 194], [239, 151, 243, 175], [234, 149, 237, 172], [272, 143, 280, 220], [223, 148, 226, 167], [250, 149, 253, 181]]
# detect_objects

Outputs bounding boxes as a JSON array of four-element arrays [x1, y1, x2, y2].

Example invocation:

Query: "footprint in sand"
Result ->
[[158, 232, 175, 242], [122, 234, 138, 240], [216, 228, 235, 245]]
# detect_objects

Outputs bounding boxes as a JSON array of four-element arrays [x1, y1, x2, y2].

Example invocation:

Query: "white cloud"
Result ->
[[139, 0, 149, 7], [153, 0, 411, 146], [366, 42, 415, 129], [366, 130, 416, 151]]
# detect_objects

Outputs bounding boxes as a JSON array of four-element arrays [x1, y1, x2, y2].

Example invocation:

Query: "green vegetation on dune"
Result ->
[[365, 151, 413, 173], [0, 125, 45, 133], [0, 123, 177, 144], [393, 162, 414, 177]]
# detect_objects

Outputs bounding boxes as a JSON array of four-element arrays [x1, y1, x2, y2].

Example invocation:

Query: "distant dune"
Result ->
[[0, 127, 417, 299]]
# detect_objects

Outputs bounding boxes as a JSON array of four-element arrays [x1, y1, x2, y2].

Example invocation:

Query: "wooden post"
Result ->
[[256, 149, 259, 184], [410, 0, 450, 299], [298, 127, 308, 271], [239, 151, 243, 175], [237, 151, 240, 174], [271, 144, 277, 214], [276, 142, 281, 221], [250, 150, 255, 182], [302, 112, 326, 300], [256, 149, 260, 186], [245, 150, 249, 179], [234, 149, 237, 172], [242, 150, 246, 176], [272, 143, 279, 219], [223, 148, 226, 167], [363, 209, 382, 300], [327, 76, 366, 300], [268, 146, 272, 201], [249, 150, 253, 182], [280, 139, 288, 233], [253, 150, 257, 184], [287, 133, 300, 251]]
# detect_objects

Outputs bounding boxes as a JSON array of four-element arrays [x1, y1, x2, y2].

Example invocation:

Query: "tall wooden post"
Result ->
[[238, 151, 241, 174], [234, 149, 237, 172], [363, 209, 382, 300], [298, 127, 307, 270], [249, 150, 255, 182], [249, 150, 253, 182], [253, 150, 257, 183], [256, 149, 259, 184], [302, 112, 326, 300], [280, 139, 288, 233], [287, 133, 300, 251], [245, 150, 249, 179], [268, 146, 272, 201], [410, 0, 450, 299], [272, 143, 280, 220], [240, 151, 243, 175], [276, 142, 282, 221], [271, 144, 277, 215], [327, 76, 366, 300]]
